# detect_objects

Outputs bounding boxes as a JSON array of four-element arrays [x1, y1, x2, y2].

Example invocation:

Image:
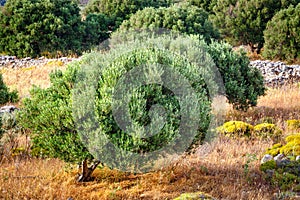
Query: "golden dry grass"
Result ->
[[1, 61, 67, 98], [1, 63, 300, 199], [226, 84, 300, 130], [0, 138, 275, 200]]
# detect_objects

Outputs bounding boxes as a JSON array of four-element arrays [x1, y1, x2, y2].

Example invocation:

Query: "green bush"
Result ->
[[82, 13, 111, 50], [186, 0, 217, 14], [0, 0, 84, 57], [211, 0, 300, 53], [117, 3, 220, 44], [206, 41, 266, 110], [18, 60, 92, 163], [83, 0, 172, 30], [0, 73, 18, 104], [19, 33, 266, 173], [263, 4, 300, 62]]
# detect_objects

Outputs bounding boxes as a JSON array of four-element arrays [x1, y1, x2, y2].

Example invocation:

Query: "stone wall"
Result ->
[[1, 55, 300, 86], [250, 60, 300, 86], [0, 56, 77, 69]]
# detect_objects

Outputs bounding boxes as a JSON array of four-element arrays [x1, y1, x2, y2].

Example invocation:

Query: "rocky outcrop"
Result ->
[[0, 105, 18, 114], [250, 60, 300, 86]]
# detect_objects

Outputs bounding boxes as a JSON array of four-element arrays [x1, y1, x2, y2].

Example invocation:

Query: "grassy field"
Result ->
[[0, 63, 300, 199]]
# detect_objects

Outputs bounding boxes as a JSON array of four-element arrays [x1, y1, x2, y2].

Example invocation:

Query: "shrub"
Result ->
[[265, 133, 300, 157], [286, 119, 300, 131], [217, 121, 253, 138], [19, 33, 266, 179], [0, 0, 84, 58], [253, 123, 282, 140], [83, 0, 172, 30], [206, 41, 266, 110], [117, 3, 220, 44], [211, 0, 300, 53], [186, 0, 217, 14], [18, 60, 92, 163], [82, 13, 111, 50], [173, 192, 216, 200], [0, 73, 18, 104], [263, 4, 300, 62]]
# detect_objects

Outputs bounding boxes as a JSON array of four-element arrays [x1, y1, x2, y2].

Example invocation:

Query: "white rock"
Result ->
[[274, 154, 285, 161], [261, 154, 273, 164]]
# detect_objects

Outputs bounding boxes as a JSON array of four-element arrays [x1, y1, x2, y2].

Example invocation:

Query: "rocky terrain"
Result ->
[[250, 60, 300, 86], [0, 55, 78, 69], [1, 55, 300, 86]]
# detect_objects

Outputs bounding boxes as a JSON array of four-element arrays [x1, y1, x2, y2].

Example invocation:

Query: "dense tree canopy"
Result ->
[[186, 0, 217, 14], [117, 3, 220, 43], [0, 0, 83, 57], [263, 4, 300, 62], [83, 0, 173, 30], [211, 0, 300, 53], [0, 0, 111, 57]]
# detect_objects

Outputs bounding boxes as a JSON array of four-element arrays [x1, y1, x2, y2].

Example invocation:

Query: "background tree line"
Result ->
[[0, 0, 299, 61]]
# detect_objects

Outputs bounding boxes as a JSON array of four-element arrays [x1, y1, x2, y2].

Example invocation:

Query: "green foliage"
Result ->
[[217, 121, 253, 138], [206, 41, 266, 110], [263, 4, 300, 62], [117, 3, 220, 43], [0, 73, 18, 104], [260, 160, 276, 172], [19, 33, 266, 166], [262, 138, 300, 191], [18, 59, 92, 163], [186, 0, 217, 14], [83, 0, 172, 30], [73, 34, 213, 170], [211, 0, 300, 53], [0, 0, 84, 58], [82, 13, 111, 50]]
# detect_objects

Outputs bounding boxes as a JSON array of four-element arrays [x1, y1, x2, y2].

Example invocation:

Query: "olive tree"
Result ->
[[18, 34, 265, 181]]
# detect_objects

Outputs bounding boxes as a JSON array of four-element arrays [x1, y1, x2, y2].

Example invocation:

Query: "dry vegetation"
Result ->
[[1, 64, 300, 199]]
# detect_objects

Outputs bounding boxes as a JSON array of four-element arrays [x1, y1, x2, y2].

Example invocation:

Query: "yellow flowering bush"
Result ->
[[253, 123, 282, 140], [265, 133, 300, 157], [286, 119, 300, 130], [217, 121, 253, 138]]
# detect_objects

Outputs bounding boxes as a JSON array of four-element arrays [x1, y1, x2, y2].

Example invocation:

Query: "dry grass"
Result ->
[[1, 61, 67, 98], [1, 63, 300, 199], [0, 137, 275, 200], [226, 84, 300, 130]]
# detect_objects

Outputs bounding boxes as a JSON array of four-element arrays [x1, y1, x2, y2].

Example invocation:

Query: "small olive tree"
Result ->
[[18, 34, 265, 181]]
